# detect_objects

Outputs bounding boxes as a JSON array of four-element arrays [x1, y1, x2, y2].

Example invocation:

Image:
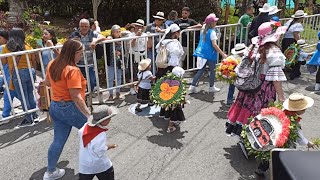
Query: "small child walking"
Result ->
[[78, 105, 118, 180], [167, 67, 187, 133], [255, 93, 316, 176], [135, 59, 156, 112], [226, 43, 247, 107]]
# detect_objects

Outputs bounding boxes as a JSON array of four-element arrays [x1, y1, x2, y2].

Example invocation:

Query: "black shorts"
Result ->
[[137, 87, 150, 103]]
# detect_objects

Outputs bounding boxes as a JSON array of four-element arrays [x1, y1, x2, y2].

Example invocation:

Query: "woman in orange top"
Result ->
[[1, 28, 39, 127], [43, 39, 91, 180]]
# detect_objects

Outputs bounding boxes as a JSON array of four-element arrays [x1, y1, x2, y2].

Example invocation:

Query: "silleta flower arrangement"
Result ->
[[284, 43, 300, 68], [216, 56, 240, 84], [241, 103, 300, 161], [150, 73, 186, 110]]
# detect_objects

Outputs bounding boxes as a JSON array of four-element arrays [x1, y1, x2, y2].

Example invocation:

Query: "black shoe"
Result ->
[[33, 114, 40, 123], [135, 107, 143, 113], [18, 119, 35, 128]]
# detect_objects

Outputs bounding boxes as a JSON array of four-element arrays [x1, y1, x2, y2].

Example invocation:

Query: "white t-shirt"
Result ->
[[210, 30, 218, 41], [78, 124, 112, 174], [137, 70, 153, 89], [284, 20, 304, 39]]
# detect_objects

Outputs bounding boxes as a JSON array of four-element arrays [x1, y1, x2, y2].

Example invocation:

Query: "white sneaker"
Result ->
[[130, 88, 136, 95], [43, 168, 65, 180], [188, 85, 197, 94], [209, 86, 220, 92], [315, 83, 320, 91]]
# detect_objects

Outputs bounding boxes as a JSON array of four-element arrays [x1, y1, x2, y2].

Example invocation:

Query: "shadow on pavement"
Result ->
[[0, 120, 53, 150], [189, 91, 215, 103], [223, 145, 268, 180], [146, 117, 187, 149], [30, 160, 78, 180], [213, 101, 229, 119]]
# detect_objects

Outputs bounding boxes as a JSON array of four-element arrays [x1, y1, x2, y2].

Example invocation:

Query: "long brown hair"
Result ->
[[258, 42, 280, 64], [49, 39, 83, 81]]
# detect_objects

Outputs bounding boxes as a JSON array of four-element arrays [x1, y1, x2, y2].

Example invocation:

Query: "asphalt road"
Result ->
[[1, 67, 320, 180]]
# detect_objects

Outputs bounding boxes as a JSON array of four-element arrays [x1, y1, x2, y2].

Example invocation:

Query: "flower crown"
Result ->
[[270, 22, 282, 32]]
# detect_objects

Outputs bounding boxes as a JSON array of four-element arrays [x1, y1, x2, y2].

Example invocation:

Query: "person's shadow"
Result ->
[[223, 145, 269, 180], [30, 161, 78, 180], [146, 116, 187, 149]]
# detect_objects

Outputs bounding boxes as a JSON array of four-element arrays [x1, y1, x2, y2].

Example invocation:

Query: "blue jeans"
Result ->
[[191, 60, 217, 87], [2, 64, 17, 118], [79, 66, 96, 91], [107, 66, 122, 95], [0, 75, 3, 92], [12, 68, 37, 122], [47, 101, 86, 172], [227, 84, 235, 104]]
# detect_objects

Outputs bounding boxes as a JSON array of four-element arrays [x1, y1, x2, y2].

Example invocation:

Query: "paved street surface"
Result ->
[[1, 67, 320, 180]]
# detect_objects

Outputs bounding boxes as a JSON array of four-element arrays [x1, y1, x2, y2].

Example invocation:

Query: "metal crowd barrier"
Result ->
[[0, 13, 319, 122]]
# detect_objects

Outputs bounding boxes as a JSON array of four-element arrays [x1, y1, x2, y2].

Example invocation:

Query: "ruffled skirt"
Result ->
[[225, 75, 276, 136]]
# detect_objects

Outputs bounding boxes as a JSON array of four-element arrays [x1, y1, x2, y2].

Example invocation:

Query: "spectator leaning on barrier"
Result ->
[[145, 12, 168, 61], [69, 18, 105, 92], [237, 5, 254, 44], [248, 3, 273, 40], [1, 28, 39, 128], [175, 7, 202, 68], [36, 29, 60, 71], [0, 29, 18, 125], [128, 19, 148, 95], [43, 39, 90, 180], [165, 10, 178, 26], [106, 25, 124, 101]]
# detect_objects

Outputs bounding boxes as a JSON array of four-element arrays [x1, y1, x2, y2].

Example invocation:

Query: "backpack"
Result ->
[[156, 42, 170, 68], [234, 45, 263, 93]]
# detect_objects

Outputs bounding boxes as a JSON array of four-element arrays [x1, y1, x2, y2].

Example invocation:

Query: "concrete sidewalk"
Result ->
[[0, 67, 319, 180]]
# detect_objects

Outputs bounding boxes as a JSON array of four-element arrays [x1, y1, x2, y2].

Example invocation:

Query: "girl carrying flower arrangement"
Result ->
[[216, 43, 247, 106]]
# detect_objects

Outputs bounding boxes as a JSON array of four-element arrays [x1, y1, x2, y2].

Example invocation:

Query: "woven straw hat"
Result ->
[[283, 93, 314, 111]]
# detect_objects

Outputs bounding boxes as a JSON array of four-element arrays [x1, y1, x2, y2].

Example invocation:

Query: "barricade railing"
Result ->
[[1, 13, 319, 121]]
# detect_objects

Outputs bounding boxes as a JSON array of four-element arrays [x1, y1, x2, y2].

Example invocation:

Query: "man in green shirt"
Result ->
[[237, 6, 254, 45]]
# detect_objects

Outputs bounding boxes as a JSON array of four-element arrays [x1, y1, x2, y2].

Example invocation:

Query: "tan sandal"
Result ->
[[167, 126, 176, 133]]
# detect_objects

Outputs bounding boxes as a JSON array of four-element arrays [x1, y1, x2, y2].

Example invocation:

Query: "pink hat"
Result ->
[[252, 21, 287, 45], [204, 14, 219, 24]]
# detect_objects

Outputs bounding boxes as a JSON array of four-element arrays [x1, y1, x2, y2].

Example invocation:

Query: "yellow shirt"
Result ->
[[1, 45, 34, 90]]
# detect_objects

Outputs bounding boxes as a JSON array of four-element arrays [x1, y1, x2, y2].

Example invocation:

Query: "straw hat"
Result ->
[[283, 93, 314, 111], [132, 19, 145, 27], [153, 12, 165, 20], [259, 3, 273, 13], [88, 105, 119, 127], [231, 43, 247, 55], [297, 39, 308, 47], [291, 10, 307, 18], [269, 6, 282, 15], [138, 59, 151, 71], [252, 21, 287, 46]]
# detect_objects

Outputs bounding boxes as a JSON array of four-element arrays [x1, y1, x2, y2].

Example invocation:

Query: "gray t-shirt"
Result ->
[[145, 22, 168, 47]]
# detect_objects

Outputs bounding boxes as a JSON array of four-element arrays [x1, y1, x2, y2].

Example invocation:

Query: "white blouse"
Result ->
[[284, 20, 304, 39], [156, 39, 184, 67], [262, 46, 287, 81]]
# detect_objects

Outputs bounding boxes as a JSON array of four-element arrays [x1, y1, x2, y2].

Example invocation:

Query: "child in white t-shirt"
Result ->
[[78, 105, 118, 180], [135, 59, 156, 112]]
